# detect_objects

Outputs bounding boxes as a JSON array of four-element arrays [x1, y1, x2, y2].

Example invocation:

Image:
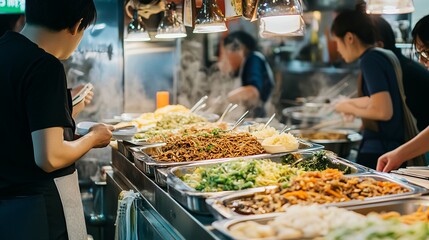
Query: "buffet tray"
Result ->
[[155, 167, 168, 187], [212, 212, 309, 240], [166, 151, 369, 214], [212, 196, 429, 240], [133, 140, 324, 177], [206, 172, 429, 219]]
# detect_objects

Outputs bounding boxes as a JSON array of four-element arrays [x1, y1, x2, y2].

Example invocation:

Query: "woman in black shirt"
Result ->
[[0, 1, 113, 239]]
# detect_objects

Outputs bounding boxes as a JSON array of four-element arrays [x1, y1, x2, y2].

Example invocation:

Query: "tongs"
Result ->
[[227, 110, 249, 132], [217, 103, 238, 123], [190, 95, 208, 113]]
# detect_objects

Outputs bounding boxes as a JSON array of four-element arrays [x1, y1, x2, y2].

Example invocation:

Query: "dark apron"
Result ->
[[0, 170, 86, 240]]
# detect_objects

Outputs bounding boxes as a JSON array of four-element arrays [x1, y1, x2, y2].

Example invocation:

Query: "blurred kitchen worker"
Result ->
[[0, 1, 114, 239], [331, 5, 405, 170], [377, 15, 429, 172], [220, 30, 275, 118]]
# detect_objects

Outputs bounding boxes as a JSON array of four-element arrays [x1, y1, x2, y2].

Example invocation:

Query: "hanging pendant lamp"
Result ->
[[366, 0, 415, 14], [155, 2, 187, 39], [125, 8, 151, 42], [257, 0, 304, 38], [193, 0, 228, 33]]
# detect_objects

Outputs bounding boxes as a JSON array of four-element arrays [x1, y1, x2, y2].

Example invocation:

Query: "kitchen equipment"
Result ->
[[211, 196, 429, 240], [206, 172, 428, 219], [166, 150, 366, 214], [289, 129, 362, 158], [133, 140, 323, 177], [282, 104, 331, 128]]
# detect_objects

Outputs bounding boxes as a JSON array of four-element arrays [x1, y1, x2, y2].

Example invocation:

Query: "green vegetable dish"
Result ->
[[181, 159, 303, 192], [181, 151, 354, 192], [281, 150, 352, 174]]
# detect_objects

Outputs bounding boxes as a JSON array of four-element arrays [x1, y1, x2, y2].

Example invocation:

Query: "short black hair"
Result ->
[[223, 31, 258, 52], [25, 0, 97, 31], [412, 15, 429, 48], [372, 16, 399, 54], [331, 5, 376, 45], [0, 14, 22, 37]]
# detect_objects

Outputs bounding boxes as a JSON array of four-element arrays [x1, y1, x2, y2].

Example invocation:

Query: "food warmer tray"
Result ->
[[133, 140, 324, 177], [166, 151, 370, 214], [212, 212, 312, 240], [212, 196, 429, 240], [206, 172, 429, 219], [155, 167, 168, 187]]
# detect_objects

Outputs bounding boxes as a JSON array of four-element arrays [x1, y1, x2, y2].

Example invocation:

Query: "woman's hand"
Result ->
[[334, 98, 353, 115], [71, 84, 94, 118], [377, 149, 406, 172], [88, 124, 114, 148]]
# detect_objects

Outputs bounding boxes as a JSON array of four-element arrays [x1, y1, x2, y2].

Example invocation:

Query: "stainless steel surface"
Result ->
[[346, 197, 429, 215], [206, 172, 428, 219], [155, 168, 168, 187], [290, 129, 362, 158], [212, 212, 305, 240], [132, 140, 324, 177], [190, 95, 209, 112], [166, 151, 368, 214], [212, 197, 429, 240], [111, 149, 225, 239]]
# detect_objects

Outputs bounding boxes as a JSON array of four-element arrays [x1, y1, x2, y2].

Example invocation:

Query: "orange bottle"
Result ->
[[156, 91, 169, 109]]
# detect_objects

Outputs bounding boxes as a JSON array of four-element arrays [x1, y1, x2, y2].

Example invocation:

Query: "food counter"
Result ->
[[106, 148, 225, 240], [104, 145, 429, 240], [100, 106, 429, 240]]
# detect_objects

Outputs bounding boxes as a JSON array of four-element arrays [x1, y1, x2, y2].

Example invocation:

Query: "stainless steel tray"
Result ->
[[206, 172, 429, 219], [134, 140, 324, 177], [155, 167, 168, 187], [345, 196, 429, 215], [212, 196, 429, 240], [166, 151, 369, 214], [212, 212, 312, 240]]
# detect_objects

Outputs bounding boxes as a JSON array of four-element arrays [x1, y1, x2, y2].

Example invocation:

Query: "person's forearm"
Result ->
[[348, 103, 390, 120], [396, 126, 429, 161], [337, 92, 393, 121], [32, 127, 96, 172], [347, 96, 370, 108], [228, 86, 260, 104]]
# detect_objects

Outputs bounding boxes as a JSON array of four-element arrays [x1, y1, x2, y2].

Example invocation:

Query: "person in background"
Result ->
[[0, 14, 25, 36], [372, 16, 429, 132], [377, 15, 429, 172], [331, 6, 405, 170], [220, 31, 275, 118], [0, 1, 113, 240]]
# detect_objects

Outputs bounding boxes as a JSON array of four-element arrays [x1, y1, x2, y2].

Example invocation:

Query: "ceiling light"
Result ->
[[155, 2, 187, 39], [366, 0, 414, 14], [193, 0, 227, 33], [259, 15, 305, 38], [125, 8, 151, 42], [257, 0, 304, 37]]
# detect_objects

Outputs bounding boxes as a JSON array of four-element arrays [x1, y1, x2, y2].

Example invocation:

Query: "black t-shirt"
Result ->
[[397, 53, 429, 131], [0, 31, 75, 193], [360, 49, 405, 153]]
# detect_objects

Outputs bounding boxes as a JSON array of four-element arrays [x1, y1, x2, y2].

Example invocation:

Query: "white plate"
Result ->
[[76, 121, 137, 140], [112, 126, 138, 141], [76, 121, 97, 136]]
